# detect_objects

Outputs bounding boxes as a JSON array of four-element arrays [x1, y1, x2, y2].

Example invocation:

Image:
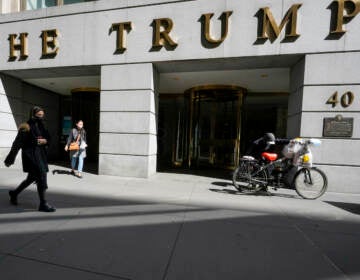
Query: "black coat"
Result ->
[[4, 119, 51, 173]]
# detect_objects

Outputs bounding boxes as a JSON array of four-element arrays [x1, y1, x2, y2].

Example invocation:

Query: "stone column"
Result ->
[[288, 53, 360, 193], [0, 74, 22, 167], [288, 57, 305, 138], [99, 63, 157, 178]]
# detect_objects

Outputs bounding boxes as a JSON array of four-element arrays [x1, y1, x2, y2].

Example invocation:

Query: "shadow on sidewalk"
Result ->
[[52, 169, 74, 176], [210, 181, 299, 199], [1, 177, 360, 279], [49, 160, 98, 175], [0, 188, 359, 280], [0, 186, 156, 214], [325, 201, 360, 215]]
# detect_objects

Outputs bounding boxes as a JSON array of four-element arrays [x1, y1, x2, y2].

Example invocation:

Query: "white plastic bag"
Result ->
[[282, 139, 302, 159]]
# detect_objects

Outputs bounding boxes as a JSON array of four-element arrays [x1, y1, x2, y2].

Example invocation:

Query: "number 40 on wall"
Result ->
[[326, 91, 354, 108]]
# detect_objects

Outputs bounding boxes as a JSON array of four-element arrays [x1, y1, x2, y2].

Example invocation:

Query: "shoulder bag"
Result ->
[[69, 133, 80, 151]]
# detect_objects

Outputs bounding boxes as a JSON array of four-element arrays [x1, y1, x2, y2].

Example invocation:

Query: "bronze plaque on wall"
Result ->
[[323, 115, 353, 137]]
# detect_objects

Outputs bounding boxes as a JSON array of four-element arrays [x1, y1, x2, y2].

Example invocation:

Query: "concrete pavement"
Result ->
[[0, 165, 360, 280]]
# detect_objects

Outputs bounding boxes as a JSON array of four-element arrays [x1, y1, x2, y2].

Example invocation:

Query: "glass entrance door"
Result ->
[[185, 85, 246, 169]]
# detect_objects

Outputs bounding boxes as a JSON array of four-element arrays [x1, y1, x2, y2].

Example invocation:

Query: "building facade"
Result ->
[[0, 0, 359, 193]]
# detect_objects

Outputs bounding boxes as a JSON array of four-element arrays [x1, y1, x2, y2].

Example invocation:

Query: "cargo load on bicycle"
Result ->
[[232, 134, 327, 199]]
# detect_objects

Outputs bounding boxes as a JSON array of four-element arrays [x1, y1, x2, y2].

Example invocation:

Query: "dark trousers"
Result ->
[[13, 172, 48, 204]]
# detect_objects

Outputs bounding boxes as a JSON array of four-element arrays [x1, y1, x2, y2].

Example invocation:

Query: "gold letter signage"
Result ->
[[8, 33, 28, 61], [6, 1, 360, 63], [330, 0, 360, 34], [326, 91, 355, 108], [202, 11, 233, 45], [152, 18, 178, 50], [41, 29, 59, 58], [110, 22, 132, 53], [257, 4, 302, 42]]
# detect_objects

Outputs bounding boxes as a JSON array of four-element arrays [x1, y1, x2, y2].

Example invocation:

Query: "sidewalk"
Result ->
[[0, 165, 360, 280]]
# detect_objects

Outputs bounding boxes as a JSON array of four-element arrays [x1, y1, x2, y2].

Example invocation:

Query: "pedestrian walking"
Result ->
[[4, 106, 56, 212], [64, 120, 87, 178]]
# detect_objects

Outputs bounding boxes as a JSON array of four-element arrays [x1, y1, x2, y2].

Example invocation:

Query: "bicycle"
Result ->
[[232, 138, 328, 199]]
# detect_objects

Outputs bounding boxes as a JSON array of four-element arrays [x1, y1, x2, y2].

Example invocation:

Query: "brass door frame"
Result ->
[[184, 85, 246, 169]]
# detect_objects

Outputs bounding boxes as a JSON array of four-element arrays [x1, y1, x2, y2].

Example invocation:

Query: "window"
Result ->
[[26, 0, 57, 10], [0, 0, 93, 13], [22, 0, 95, 11]]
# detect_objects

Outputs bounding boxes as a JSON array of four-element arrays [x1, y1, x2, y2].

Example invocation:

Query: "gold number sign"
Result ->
[[326, 91, 354, 108]]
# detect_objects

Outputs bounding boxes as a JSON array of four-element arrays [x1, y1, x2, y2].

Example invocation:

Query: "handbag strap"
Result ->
[[75, 131, 81, 143]]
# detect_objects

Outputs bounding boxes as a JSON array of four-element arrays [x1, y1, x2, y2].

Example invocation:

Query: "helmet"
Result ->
[[264, 132, 275, 145]]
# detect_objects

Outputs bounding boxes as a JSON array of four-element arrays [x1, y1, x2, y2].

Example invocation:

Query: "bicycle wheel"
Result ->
[[232, 160, 267, 193], [294, 167, 328, 199]]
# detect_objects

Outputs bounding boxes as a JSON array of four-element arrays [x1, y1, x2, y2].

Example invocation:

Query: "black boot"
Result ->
[[38, 202, 56, 212], [11, 175, 36, 205], [36, 177, 55, 212], [9, 190, 18, 205]]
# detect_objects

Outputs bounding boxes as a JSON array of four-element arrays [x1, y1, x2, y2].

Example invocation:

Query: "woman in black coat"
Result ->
[[4, 106, 56, 212]]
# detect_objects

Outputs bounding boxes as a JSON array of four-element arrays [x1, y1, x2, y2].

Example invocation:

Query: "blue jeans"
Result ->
[[71, 155, 84, 172]]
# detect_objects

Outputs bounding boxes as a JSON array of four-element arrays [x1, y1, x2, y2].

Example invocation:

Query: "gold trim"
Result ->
[[71, 87, 100, 93]]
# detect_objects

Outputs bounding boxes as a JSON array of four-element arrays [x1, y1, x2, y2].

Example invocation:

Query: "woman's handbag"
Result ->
[[68, 134, 80, 151], [69, 142, 80, 151]]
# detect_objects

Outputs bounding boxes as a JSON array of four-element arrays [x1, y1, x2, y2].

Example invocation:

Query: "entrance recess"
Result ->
[[181, 85, 246, 169], [71, 87, 100, 170]]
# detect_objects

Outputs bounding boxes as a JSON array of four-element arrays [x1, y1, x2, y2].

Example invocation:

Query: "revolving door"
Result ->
[[183, 85, 246, 169]]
